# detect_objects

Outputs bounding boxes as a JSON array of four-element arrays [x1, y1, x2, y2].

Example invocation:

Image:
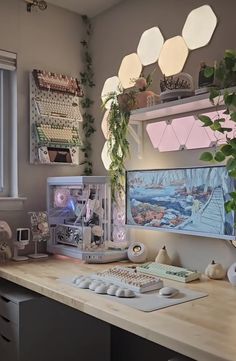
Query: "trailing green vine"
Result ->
[[80, 15, 96, 175], [107, 97, 130, 201], [199, 49, 236, 214]]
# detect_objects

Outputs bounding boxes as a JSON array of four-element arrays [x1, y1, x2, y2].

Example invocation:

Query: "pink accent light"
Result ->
[[146, 110, 236, 152]]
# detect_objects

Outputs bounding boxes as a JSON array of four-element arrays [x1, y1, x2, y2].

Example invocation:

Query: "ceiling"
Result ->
[[46, 0, 124, 17]]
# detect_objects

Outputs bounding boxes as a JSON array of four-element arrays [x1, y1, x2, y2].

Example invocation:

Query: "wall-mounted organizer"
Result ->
[[29, 69, 83, 165]]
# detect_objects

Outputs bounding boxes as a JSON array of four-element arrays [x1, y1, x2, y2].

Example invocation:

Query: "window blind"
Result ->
[[0, 49, 16, 71]]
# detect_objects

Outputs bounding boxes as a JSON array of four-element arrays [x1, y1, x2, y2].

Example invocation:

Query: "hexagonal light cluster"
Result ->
[[101, 76, 121, 110], [182, 5, 217, 50], [101, 141, 111, 170], [137, 27, 164, 66], [118, 53, 142, 89], [146, 111, 236, 152], [101, 110, 110, 140], [158, 36, 189, 76]]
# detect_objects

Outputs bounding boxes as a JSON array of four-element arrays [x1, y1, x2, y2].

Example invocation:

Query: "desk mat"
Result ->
[[60, 277, 208, 312]]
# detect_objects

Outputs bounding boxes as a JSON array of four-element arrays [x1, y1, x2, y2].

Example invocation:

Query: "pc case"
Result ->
[[47, 176, 127, 262]]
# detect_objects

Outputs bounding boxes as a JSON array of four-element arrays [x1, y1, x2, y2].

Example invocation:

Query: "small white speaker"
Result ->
[[127, 242, 147, 263]]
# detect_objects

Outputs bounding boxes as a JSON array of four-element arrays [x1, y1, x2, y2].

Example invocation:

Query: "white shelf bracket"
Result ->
[[128, 121, 143, 159]]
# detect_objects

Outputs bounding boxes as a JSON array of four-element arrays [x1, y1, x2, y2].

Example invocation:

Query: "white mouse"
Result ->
[[159, 287, 178, 298]]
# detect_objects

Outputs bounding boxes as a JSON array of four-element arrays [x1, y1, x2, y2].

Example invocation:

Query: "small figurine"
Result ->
[[205, 260, 226, 279], [155, 245, 172, 265]]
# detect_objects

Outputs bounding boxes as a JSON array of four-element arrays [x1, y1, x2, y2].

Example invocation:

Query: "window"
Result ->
[[0, 49, 26, 209]]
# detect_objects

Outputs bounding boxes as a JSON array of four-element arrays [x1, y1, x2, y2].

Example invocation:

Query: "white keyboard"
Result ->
[[137, 262, 200, 283], [93, 266, 163, 293], [35, 123, 81, 146], [35, 97, 82, 121]]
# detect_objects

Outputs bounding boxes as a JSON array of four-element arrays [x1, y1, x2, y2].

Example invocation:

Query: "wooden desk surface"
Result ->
[[0, 256, 235, 361]]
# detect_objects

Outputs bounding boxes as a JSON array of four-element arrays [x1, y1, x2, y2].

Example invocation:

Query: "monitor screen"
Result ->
[[126, 166, 235, 240]]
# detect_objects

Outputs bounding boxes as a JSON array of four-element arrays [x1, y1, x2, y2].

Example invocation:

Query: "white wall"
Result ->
[[91, 0, 236, 271], [0, 0, 83, 239]]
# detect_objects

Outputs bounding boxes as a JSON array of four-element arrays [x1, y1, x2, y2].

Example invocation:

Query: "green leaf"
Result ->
[[214, 151, 225, 162], [200, 152, 213, 162], [225, 49, 236, 59], [204, 66, 214, 78], [198, 115, 213, 127], [221, 144, 233, 156], [229, 138, 236, 149], [230, 192, 236, 199], [229, 169, 236, 178], [230, 112, 236, 122], [225, 200, 234, 213], [226, 157, 236, 170], [209, 88, 220, 103], [210, 121, 222, 131]]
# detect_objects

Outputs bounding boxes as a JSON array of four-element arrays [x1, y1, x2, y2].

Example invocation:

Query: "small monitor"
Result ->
[[17, 228, 30, 242]]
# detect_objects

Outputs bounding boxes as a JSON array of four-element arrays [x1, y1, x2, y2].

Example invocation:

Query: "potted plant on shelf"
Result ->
[[103, 71, 158, 202], [199, 49, 236, 213]]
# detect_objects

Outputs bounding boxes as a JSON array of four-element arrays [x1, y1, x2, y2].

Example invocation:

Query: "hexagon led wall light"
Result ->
[[137, 27, 164, 66], [185, 119, 213, 150], [146, 111, 236, 152], [101, 76, 121, 110], [182, 5, 217, 50], [101, 141, 111, 170], [101, 110, 110, 140], [118, 53, 142, 89], [158, 36, 189, 76]]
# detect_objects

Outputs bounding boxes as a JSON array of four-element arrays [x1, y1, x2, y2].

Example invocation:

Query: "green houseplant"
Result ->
[[199, 49, 236, 213], [103, 71, 156, 202], [103, 92, 132, 202]]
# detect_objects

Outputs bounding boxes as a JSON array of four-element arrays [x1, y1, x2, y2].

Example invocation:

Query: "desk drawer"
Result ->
[[0, 333, 17, 361], [0, 315, 18, 341], [0, 295, 18, 324]]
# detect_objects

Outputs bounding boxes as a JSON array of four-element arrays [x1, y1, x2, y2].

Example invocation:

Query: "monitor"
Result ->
[[126, 166, 235, 240]]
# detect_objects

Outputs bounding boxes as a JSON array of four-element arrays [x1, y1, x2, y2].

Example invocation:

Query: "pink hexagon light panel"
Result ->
[[146, 110, 235, 152]]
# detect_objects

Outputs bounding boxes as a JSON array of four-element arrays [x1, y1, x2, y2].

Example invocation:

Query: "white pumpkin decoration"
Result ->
[[205, 260, 226, 280], [155, 246, 172, 265], [227, 262, 236, 286]]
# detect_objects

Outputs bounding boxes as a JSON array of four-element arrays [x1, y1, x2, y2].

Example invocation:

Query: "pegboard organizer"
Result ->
[[29, 72, 83, 165]]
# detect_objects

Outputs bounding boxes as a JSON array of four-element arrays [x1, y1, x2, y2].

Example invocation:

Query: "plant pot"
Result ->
[[117, 93, 136, 112], [135, 90, 160, 109]]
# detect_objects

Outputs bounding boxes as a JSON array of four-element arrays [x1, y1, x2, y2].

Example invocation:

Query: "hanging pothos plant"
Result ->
[[106, 95, 131, 201], [80, 15, 96, 175], [199, 49, 236, 214], [103, 72, 155, 201]]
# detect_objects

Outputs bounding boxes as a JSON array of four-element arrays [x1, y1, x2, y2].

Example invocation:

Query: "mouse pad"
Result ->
[[60, 277, 208, 312]]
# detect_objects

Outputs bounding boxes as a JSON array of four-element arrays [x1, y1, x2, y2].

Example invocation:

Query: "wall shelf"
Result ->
[[129, 86, 236, 123]]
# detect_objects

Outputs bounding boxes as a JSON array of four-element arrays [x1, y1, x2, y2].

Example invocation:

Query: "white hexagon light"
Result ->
[[158, 36, 189, 76], [118, 53, 142, 89], [101, 110, 110, 140], [101, 141, 111, 170], [137, 27, 164, 66], [182, 5, 217, 50], [101, 76, 121, 110]]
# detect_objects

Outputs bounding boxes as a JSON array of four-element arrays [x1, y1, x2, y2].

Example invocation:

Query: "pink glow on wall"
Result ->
[[185, 120, 212, 149], [146, 122, 166, 148], [146, 110, 236, 152], [172, 116, 195, 146], [158, 125, 181, 151]]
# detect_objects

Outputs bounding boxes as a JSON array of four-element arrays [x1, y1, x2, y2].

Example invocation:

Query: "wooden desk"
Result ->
[[0, 256, 235, 361]]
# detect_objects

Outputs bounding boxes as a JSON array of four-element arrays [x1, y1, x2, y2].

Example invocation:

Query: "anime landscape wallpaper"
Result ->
[[126, 167, 235, 238]]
